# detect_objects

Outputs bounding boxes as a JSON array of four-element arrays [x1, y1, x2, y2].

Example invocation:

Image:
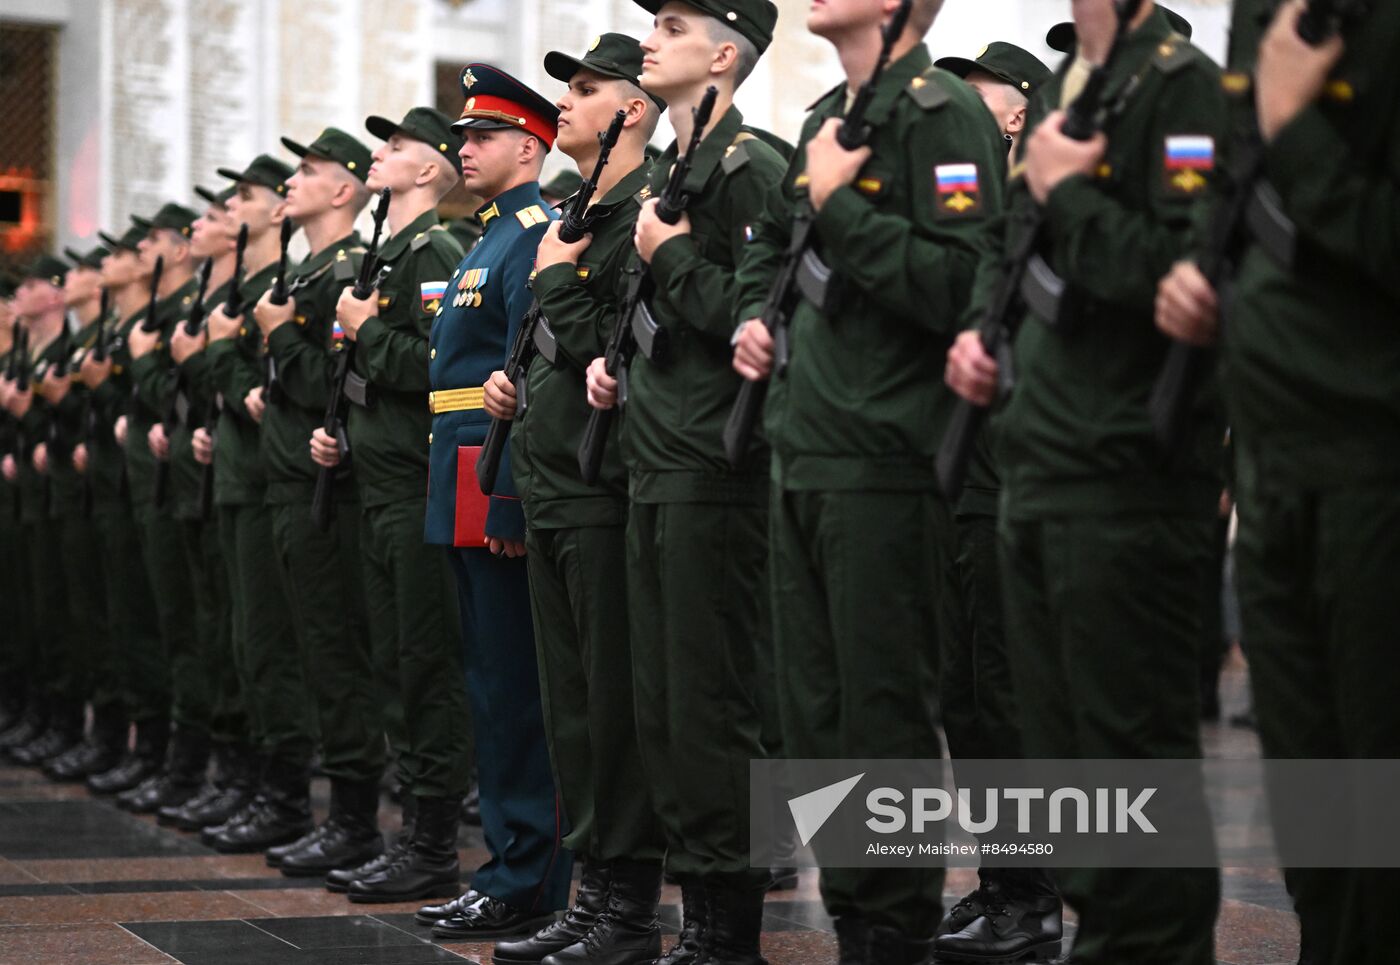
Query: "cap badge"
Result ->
[[589, 35, 601, 52], [463, 68, 478, 89]]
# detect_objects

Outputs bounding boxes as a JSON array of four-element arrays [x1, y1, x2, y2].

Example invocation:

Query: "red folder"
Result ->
[[454, 446, 490, 548]]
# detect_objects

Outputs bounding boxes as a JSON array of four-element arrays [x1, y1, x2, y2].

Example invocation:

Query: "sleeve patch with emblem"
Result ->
[[421, 280, 447, 314], [935, 163, 981, 216], [1164, 136, 1214, 195]]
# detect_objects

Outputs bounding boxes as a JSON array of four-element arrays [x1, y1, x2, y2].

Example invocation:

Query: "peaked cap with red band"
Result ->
[[453, 63, 560, 151]]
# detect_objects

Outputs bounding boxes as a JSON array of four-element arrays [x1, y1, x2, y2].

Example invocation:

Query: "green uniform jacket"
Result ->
[[736, 45, 1006, 492], [166, 279, 230, 521], [125, 278, 201, 510], [346, 209, 462, 508], [621, 104, 787, 503], [16, 330, 74, 523], [983, 8, 1226, 520], [262, 234, 363, 505], [513, 161, 652, 529], [1225, 0, 1400, 484], [82, 305, 129, 514], [207, 263, 279, 507], [45, 318, 103, 518]]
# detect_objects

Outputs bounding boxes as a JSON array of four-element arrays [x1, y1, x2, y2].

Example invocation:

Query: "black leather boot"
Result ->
[[656, 876, 707, 965], [88, 716, 167, 794], [347, 794, 459, 903], [834, 917, 867, 965], [491, 860, 612, 962], [12, 701, 82, 765], [935, 872, 1001, 939], [47, 705, 126, 780], [279, 777, 383, 877], [174, 744, 254, 831], [120, 729, 210, 814], [867, 926, 931, 965], [694, 877, 767, 965], [327, 797, 415, 893], [0, 705, 45, 750], [932, 872, 1061, 964], [208, 755, 313, 854], [542, 859, 662, 965]]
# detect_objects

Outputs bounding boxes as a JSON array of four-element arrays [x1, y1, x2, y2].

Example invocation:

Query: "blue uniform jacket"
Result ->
[[424, 181, 557, 545]]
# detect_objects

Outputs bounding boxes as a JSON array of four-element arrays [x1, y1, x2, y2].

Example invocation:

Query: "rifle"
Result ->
[[476, 110, 628, 496], [264, 218, 295, 404], [153, 258, 212, 508], [311, 187, 391, 531], [1148, 0, 1348, 458], [723, 0, 913, 467], [13, 321, 30, 393], [139, 256, 165, 333], [198, 223, 249, 520], [80, 288, 111, 517], [936, 0, 1146, 501], [92, 287, 110, 362], [577, 86, 720, 484]]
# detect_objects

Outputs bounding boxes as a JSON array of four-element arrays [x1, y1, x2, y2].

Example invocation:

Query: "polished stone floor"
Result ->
[[0, 663, 1300, 964]]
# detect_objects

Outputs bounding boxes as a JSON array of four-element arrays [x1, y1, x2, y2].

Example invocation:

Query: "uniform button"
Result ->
[[428, 433, 434, 444], [430, 348, 436, 359]]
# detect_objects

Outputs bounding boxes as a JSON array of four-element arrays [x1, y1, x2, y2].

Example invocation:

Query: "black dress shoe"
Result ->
[[416, 889, 481, 926], [491, 859, 611, 962], [179, 784, 253, 832], [933, 893, 1062, 963], [432, 894, 557, 941], [47, 740, 121, 781], [200, 797, 265, 844]]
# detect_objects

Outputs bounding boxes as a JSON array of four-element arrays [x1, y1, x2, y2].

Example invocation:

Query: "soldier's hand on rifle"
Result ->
[[536, 220, 593, 268], [1257, 0, 1346, 142], [128, 324, 160, 360], [8, 386, 33, 419], [1155, 261, 1219, 347], [1025, 110, 1107, 204], [732, 319, 774, 382], [945, 330, 999, 407], [483, 370, 517, 420], [206, 304, 242, 343], [254, 289, 297, 336], [0, 377, 11, 408], [72, 442, 88, 474], [309, 427, 341, 469], [634, 199, 691, 264], [148, 422, 170, 461], [78, 351, 113, 388], [245, 386, 266, 424], [585, 356, 618, 410], [39, 369, 72, 404], [804, 117, 874, 212], [1, 454, 15, 483], [114, 414, 128, 447], [487, 537, 527, 559], [336, 286, 378, 341], [170, 325, 206, 364], [192, 426, 214, 466], [32, 441, 48, 475]]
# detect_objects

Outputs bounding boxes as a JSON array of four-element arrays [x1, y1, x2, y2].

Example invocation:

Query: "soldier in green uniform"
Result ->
[[2, 256, 83, 766], [1155, 2, 1397, 962], [159, 187, 250, 830], [731, 1, 1007, 961], [927, 36, 1066, 962], [120, 204, 208, 814], [76, 226, 167, 794], [479, 34, 668, 965], [583, 3, 786, 962], [0, 280, 33, 743], [197, 155, 316, 853], [250, 128, 385, 877], [944, 2, 1226, 963], [42, 245, 125, 780], [307, 108, 470, 901]]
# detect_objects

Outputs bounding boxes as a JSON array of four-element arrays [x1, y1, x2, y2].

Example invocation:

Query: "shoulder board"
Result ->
[[410, 225, 449, 252], [515, 205, 551, 229], [907, 69, 951, 111], [634, 182, 654, 206], [722, 132, 757, 175], [1152, 35, 1196, 75], [806, 82, 845, 112], [332, 248, 359, 281]]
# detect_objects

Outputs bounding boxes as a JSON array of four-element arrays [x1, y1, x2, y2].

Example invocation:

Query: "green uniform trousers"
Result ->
[[218, 503, 312, 764], [770, 487, 946, 937], [628, 500, 769, 884], [360, 496, 469, 798], [526, 524, 662, 863], [131, 505, 186, 723], [0, 510, 31, 705], [92, 510, 158, 719], [52, 514, 99, 704], [23, 519, 66, 702], [180, 519, 232, 741], [272, 500, 382, 783], [1234, 462, 1400, 965], [999, 513, 1219, 965]]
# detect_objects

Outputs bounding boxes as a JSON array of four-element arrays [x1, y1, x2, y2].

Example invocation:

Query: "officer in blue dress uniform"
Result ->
[[420, 63, 574, 941]]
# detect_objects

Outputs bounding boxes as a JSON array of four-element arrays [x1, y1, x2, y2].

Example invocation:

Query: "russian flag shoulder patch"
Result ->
[[1164, 135, 1214, 195], [935, 163, 981, 218]]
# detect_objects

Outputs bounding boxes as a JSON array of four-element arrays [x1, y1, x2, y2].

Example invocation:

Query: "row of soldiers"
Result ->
[[1, 0, 1395, 963]]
